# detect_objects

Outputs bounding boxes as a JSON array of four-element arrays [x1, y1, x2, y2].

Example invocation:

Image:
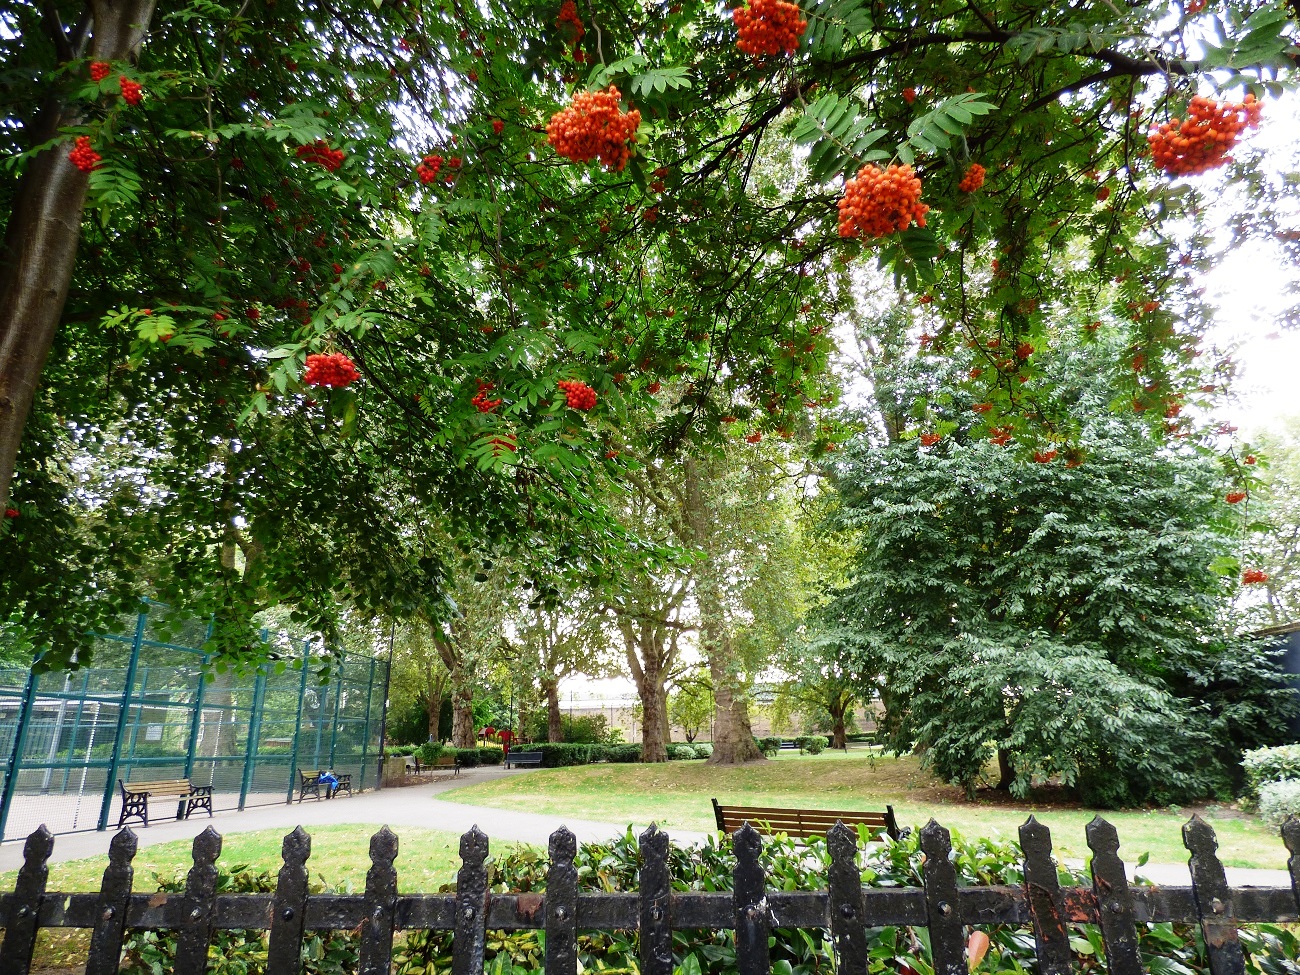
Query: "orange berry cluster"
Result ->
[[547, 87, 641, 172], [1033, 449, 1057, 463], [837, 164, 929, 239], [1242, 568, 1268, 585], [89, 61, 112, 82], [919, 432, 942, 447], [1147, 94, 1262, 177], [472, 381, 502, 413], [733, 0, 807, 58], [958, 163, 985, 193], [557, 0, 585, 45], [746, 432, 763, 443], [558, 379, 597, 410], [303, 352, 360, 388], [296, 141, 346, 172], [68, 136, 101, 172], [416, 154, 443, 183], [1225, 490, 1247, 504], [119, 76, 143, 106]]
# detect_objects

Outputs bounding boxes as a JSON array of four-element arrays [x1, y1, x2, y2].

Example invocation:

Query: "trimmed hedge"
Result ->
[[1242, 743, 1300, 800], [756, 736, 783, 757], [1258, 779, 1300, 827], [415, 742, 444, 764], [606, 744, 642, 763], [795, 735, 829, 754], [478, 746, 504, 765], [516, 743, 597, 767]]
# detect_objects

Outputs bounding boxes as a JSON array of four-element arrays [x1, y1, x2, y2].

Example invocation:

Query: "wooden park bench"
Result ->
[[406, 754, 461, 776], [503, 751, 543, 769], [712, 799, 902, 842], [298, 769, 353, 801], [117, 778, 213, 828]]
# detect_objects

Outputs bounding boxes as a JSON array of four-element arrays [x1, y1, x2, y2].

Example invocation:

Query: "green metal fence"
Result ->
[[0, 606, 388, 842]]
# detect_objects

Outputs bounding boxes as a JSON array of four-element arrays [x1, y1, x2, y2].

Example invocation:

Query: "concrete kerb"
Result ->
[[0, 766, 1286, 888]]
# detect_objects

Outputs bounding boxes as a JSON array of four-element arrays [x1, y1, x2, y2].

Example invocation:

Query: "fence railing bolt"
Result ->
[[1108, 900, 1122, 913], [840, 904, 855, 918], [282, 908, 294, 921], [1210, 898, 1225, 914], [190, 908, 202, 920], [101, 908, 114, 920], [556, 906, 568, 921], [463, 906, 475, 919], [937, 901, 952, 916]]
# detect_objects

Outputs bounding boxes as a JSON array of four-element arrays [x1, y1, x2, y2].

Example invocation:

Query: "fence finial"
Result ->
[[1085, 816, 1141, 975], [1019, 817, 1070, 975], [0, 825, 54, 973], [359, 826, 399, 975], [827, 821, 867, 975], [268, 826, 312, 974], [919, 820, 965, 975], [546, 827, 579, 975], [639, 822, 673, 975], [1183, 814, 1245, 974]]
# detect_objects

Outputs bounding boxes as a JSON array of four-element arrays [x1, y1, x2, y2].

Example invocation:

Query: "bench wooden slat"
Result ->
[[712, 799, 901, 841], [124, 782, 194, 796]]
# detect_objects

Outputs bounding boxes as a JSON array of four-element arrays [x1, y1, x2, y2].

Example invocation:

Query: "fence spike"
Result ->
[[0, 825, 54, 975], [174, 826, 223, 975], [1283, 817, 1300, 913], [1084, 816, 1141, 975], [1183, 815, 1245, 975], [733, 823, 770, 975], [546, 827, 579, 975], [453, 826, 490, 975], [919, 820, 965, 975], [639, 824, 673, 975], [827, 821, 867, 975], [1019, 817, 1072, 975], [358, 826, 399, 975], [267, 826, 312, 975], [85, 828, 138, 975]]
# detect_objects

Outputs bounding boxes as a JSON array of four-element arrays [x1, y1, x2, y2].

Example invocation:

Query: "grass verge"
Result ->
[[441, 749, 1284, 869]]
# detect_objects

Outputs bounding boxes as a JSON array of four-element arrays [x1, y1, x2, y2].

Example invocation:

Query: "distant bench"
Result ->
[[406, 754, 461, 776], [712, 799, 902, 841], [504, 751, 543, 769], [118, 779, 213, 828]]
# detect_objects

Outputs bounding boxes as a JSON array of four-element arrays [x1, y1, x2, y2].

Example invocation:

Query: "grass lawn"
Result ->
[[441, 748, 1287, 870], [1, 823, 509, 893]]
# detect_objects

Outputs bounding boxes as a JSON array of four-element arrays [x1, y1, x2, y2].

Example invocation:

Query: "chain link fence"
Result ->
[[0, 605, 388, 842]]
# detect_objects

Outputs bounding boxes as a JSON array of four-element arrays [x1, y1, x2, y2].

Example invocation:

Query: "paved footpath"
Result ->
[[1, 768, 1287, 889]]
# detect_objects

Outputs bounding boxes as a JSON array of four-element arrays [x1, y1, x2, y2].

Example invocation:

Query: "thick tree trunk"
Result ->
[[544, 680, 563, 742], [0, 0, 159, 510], [638, 677, 669, 763], [996, 747, 1015, 791], [829, 696, 849, 750], [451, 681, 475, 748], [707, 653, 763, 765]]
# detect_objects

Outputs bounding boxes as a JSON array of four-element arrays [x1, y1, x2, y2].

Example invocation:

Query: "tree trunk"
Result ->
[[451, 680, 475, 748], [829, 696, 848, 750], [426, 678, 445, 743], [639, 677, 669, 763], [996, 747, 1015, 791], [707, 653, 763, 765], [0, 0, 159, 510], [544, 679, 563, 742]]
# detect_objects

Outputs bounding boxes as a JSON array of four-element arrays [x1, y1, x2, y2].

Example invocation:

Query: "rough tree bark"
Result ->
[[996, 747, 1016, 792], [0, 0, 159, 510], [619, 614, 673, 763], [543, 678, 563, 742], [828, 692, 850, 750], [423, 661, 448, 742], [434, 629, 476, 749], [706, 643, 763, 765]]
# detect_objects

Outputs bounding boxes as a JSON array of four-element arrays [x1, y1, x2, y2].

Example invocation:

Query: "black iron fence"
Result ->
[[1, 815, 1298, 975]]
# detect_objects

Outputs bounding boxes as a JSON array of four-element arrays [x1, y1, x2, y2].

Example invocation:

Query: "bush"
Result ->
[[693, 742, 713, 758], [1258, 779, 1300, 827], [606, 743, 642, 763], [666, 743, 699, 760], [386, 744, 417, 757], [478, 745, 504, 765], [518, 742, 597, 767], [1242, 743, 1300, 800], [444, 746, 479, 768], [415, 741, 445, 764], [796, 735, 828, 755], [757, 736, 783, 757]]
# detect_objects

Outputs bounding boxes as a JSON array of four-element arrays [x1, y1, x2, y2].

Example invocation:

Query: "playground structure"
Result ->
[[0, 606, 388, 842]]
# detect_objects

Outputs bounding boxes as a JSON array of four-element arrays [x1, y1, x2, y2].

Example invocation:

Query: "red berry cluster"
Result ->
[[919, 432, 942, 447], [416, 154, 443, 183], [547, 87, 641, 172], [902, 87, 917, 104], [2, 508, 18, 520], [958, 162, 985, 193], [837, 164, 929, 239], [745, 432, 763, 443], [303, 352, 360, 388], [1033, 449, 1058, 463], [492, 119, 505, 135], [558, 379, 597, 410], [989, 427, 1013, 446], [119, 76, 143, 106], [1225, 490, 1247, 504], [68, 136, 102, 172], [733, 0, 807, 57], [1242, 568, 1269, 585], [296, 141, 346, 172], [89, 61, 112, 82], [1148, 94, 1262, 177], [472, 381, 502, 413], [557, 0, 585, 45]]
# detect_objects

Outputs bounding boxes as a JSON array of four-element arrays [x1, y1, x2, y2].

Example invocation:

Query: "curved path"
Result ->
[[0, 767, 1287, 888]]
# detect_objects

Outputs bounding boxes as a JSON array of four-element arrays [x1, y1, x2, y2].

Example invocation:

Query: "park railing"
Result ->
[[1, 816, 1298, 975]]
